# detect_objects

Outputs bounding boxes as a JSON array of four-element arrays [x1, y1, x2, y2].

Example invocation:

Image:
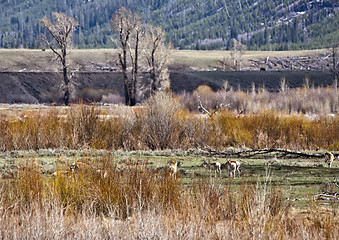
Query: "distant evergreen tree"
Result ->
[[0, 0, 338, 50]]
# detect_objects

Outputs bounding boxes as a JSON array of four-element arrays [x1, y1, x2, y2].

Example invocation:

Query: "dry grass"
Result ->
[[0, 160, 338, 239], [183, 84, 339, 116], [172, 49, 325, 70], [0, 48, 327, 71], [0, 90, 338, 151]]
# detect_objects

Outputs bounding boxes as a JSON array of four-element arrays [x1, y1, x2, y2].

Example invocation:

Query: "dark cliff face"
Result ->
[[0, 72, 123, 103], [0, 71, 333, 104], [0, 72, 204, 103]]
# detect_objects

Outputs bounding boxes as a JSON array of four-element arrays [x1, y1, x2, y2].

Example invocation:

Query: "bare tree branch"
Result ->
[[112, 8, 172, 105], [143, 25, 172, 95], [40, 12, 78, 105], [112, 7, 140, 106]]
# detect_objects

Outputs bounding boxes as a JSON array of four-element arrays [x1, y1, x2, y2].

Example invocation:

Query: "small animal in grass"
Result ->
[[324, 151, 335, 168], [202, 160, 221, 178], [96, 169, 108, 178], [52, 170, 71, 177], [221, 160, 241, 178], [69, 162, 90, 173], [168, 160, 181, 178]]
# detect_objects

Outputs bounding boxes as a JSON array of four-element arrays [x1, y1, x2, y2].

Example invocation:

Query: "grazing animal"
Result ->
[[222, 160, 241, 178], [96, 169, 108, 178], [52, 170, 71, 177], [69, 162, 90, 173], [168, 160, 180, 178], [324, 151, 335, 168], [202, 160, 221, 178]]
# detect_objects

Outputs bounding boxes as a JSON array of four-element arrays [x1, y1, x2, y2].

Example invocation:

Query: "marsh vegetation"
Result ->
[[0, 88, 338, 239]]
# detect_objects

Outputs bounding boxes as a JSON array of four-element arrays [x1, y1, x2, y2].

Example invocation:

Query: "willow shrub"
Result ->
[[140, 92, 188, 150], [0, 99, 338, 151], [213, 111, 339, 150]]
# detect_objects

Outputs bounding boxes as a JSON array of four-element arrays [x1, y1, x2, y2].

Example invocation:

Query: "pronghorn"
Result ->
[[222, 160, 241, 178], [324, 151, 335, 168], [168, 160, 180, 178], [202, 160, 221, 178], [52, 170, 71, 177], [69, 162, 90, 173], [96, 169, 108, 178]]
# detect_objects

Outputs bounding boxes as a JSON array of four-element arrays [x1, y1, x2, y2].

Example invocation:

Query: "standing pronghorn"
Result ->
[[222, 160, 241, 178], [324, 151, 335, 168], [168, 160, 180, 178], [202, 160, 221, 178]]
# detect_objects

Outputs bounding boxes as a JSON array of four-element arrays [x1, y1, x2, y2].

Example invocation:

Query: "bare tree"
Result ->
[[112, 8, 171, 105], [111, 7, 141, 106], [144, 25, 171, 95], [329, 44, 339, 82], [40, 12, 78, 105], [229, 38, 246, 70]]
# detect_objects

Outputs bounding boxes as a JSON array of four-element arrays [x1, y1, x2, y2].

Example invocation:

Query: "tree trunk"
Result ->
[[128, 29, 140, 107], [130, 90, 136, 106], [127, 79, 136, 106], [63, 65, 70, 106], [150, 69, 157, 93], [150, 46, 157, 94], [124, 81, 130, 106]]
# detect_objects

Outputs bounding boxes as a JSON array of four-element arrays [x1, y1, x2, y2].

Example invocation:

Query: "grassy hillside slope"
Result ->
[[0, 48, 327, 71]]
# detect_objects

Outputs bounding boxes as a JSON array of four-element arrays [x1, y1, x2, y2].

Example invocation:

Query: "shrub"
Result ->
[[141, 92, 186, 150], [0, 101, 338, 151], [101, 93, 125, 104], [180, 86, 339, 115]]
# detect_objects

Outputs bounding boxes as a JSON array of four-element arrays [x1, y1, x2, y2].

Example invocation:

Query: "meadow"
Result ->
[[0, 88, 338, 239], [0, 148, 338, 239], [0, 48, 326, 72]]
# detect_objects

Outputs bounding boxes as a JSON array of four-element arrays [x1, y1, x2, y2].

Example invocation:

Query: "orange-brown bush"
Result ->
[[0, 91, 338, 151], [1, 160, 43, 207], [213, 110, 339, 150]]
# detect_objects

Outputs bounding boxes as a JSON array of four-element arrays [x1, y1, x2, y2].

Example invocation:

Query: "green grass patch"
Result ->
[[0, 149, 336, 209]]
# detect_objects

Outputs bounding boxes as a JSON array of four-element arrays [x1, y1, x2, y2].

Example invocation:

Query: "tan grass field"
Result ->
[[171, 49, 326, 70], [0, 48, 327, 71]]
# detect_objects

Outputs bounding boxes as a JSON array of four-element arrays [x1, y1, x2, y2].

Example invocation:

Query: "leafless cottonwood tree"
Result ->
[[144, 25, 171, 95], [40, 12, 78, 105], [329, 44, 339, 83], [111, 7, 141, 106], [229, 38, 246, 70], [112, 7, 171, 105]]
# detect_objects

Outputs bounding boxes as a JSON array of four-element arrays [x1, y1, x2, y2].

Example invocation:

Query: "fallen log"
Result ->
[[202, 147, 325, 159], [314, 193, 339, 201]]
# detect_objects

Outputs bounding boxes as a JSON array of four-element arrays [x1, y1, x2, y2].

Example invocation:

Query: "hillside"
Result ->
[[1, 0, 338, 50], [0, 48, 335, 103]]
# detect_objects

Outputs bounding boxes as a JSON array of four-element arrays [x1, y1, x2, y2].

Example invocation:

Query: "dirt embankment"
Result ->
[[0, 70, 333, 103], [0, 71, 223, 103], [0, 72, 122, 103]]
